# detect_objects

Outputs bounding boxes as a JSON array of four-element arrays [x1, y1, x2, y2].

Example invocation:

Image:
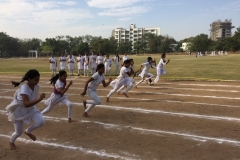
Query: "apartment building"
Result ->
[[210, 19, 235, 41], [112, 24, 160, 46]]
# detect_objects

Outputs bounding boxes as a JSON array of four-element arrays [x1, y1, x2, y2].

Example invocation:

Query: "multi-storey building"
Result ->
[[210, 19, 235, 41], [112, 24, 160, 48]]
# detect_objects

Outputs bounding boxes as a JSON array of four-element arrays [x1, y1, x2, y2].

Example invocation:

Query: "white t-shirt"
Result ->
[[88, 72, 105, 91], [17, 84, 39, 104], [59, 56, 66, 62], [142, 62, 152, 73], [55, 79, 64, 92], [116, 66, 129, 82], [157, 58, 166, 68], [126, 65, 133, 77], [68, 56, 75, 63], [104, 58, 112, 65], [90, 55, 96, 63], [113, 56, 120, 65], [96, 56, 103, 64], [77, 56, 84, 68], [122, 55, 128, 63], [49, 57, 56, 69]]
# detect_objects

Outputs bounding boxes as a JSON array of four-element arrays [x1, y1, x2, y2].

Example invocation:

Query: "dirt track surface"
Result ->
[[1, 76, 240, 160]]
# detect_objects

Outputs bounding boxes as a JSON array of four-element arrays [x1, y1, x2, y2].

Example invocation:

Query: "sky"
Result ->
[[0, 0, 240, 41]]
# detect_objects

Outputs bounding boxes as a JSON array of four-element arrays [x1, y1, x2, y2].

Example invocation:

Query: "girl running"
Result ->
[[81, 64, 112, 117], [106, 59, 131, 102], [41, 70, 76, 123], [6, 69, 45, 150], [154, 53, 170, 83], [134, 57, 155, 87], [116, 59, 138, 97]]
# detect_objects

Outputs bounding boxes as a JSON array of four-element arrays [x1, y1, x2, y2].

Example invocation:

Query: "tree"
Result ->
[[188, 34, 211, 52]]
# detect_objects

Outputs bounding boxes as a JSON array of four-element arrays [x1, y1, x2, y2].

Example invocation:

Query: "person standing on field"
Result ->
[[49, 54, 57, 76], [59, 54, 66, 70], [112, 54, 121, 76], [89, 52, 97, 75], [76, 53, 84, 76], [67, 53, 75, 76], [96, 52, 103, 65]]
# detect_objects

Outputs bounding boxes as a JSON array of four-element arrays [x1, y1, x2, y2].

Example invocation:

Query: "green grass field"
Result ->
[[0, 54, 239, 81]]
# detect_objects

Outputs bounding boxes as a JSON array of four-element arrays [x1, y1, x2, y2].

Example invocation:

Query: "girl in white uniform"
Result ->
[[89, 52, 97, 75], [106, 59, 131, 102], [6, 69, 46, 150], [41, 70, 76, 123], [59, 54, 66, 70], [81, 64, 112, 117], [112, 54, 121, 76], [104, 54, 112, 76], [116, 59, 138, 97], [83, 53, 89, 77], [96, 53, 103, 65], [67, 54, 75, 76], [135, 57, 155, 87], [76, 54, 84, 76], [154, 53, 170, 83], [49, 54, 57, 76]]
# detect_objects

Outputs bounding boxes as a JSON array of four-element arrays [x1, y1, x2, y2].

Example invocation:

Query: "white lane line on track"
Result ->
[[1, 111, 240, 147], [1, 93, 240, 122], [179, 83, 240, 88], [1, 82, 240, 93], [82, 120, 240, 146], [1, 77, 240, 88], [2, 84, 240, 100], [0, 134, 138, 160], [1, 92, 240, 110]]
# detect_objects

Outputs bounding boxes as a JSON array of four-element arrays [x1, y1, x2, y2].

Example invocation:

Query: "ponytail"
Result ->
[[50, 70, 67, 84], [50, 74, 59, 84], [11, 69, 40, 87]]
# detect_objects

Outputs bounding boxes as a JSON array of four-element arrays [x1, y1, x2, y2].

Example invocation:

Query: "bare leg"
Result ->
[[83, 100, 86, 109], [9, 142, 17, 150], [24, 130, 36, 141], [123, 92, 129, 98], [83, 112, 90, 117], [68, 118, 77, 123]]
